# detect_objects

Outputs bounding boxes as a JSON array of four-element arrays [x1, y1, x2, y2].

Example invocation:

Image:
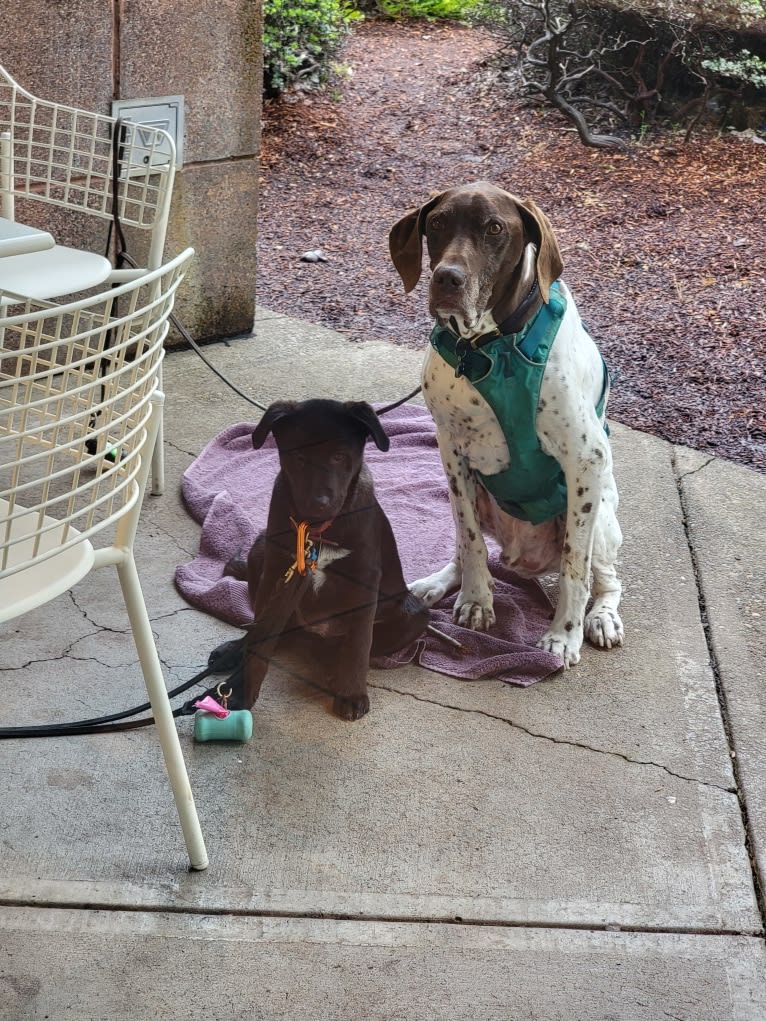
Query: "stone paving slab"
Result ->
[[676, 448, 766, 894], [2, 908, 765, 1021], [0, 653, 755, 930]]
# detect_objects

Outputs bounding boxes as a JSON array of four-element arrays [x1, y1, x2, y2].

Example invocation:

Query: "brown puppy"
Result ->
[[223, 398, 429, 720]]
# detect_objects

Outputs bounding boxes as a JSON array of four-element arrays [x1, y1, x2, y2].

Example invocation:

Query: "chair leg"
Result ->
[[151, 363, 165, 496], [150, 414, 165, 495], [117, 552, 208, 870]]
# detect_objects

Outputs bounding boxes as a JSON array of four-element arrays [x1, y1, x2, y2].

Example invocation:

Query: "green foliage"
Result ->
[[734, 0, 766, 19], [375, 0, 481, 19], [263, 0, 361, 96], [702, 48, 766, 88], [471, 0, 766, 143]]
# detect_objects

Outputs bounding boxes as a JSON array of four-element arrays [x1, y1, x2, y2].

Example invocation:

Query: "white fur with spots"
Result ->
[[411, 280, 624, 666]]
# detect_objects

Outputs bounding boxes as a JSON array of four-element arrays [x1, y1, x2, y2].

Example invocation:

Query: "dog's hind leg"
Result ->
[[373, 510, 430, 654], [585, 491, 624, 650]]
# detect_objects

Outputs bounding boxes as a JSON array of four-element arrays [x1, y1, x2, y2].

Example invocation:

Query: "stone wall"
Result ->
[[1, 0, 262, 342]]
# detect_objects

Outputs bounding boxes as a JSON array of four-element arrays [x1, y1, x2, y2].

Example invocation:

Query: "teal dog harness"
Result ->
[[430, 281, 610, 526]]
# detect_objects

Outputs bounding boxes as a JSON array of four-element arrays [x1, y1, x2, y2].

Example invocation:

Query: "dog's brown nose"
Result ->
[[432, 264, 465, 292]]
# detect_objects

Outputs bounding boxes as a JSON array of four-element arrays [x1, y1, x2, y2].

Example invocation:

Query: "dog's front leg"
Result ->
[[226, 572, 310, 710], [329, 621, 374, 721], [323, 561, 384, 721], [440, 442, 495, 631]]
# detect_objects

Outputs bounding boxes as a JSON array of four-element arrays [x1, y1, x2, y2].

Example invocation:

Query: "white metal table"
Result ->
[[0, 216, 55, 259]]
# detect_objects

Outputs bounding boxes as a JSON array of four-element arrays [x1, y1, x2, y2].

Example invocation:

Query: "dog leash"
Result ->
[[375, 385, 422, 416], [167, 293, 423, 417], [0, 638, 246, 739]]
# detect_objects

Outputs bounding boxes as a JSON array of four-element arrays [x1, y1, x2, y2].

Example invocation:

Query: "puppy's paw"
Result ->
[[222, 553, 248, 580], [333, 693, 370, 721], [409, 562, 461, 608], [584, 608, 625, 649], [538, 629, 582, 668]]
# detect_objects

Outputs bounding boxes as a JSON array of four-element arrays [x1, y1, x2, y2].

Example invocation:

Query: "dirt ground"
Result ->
[[257, 19, 766, 472]]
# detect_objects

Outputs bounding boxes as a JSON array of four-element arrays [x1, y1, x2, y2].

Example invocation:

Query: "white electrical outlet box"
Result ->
[[111, 96, 184, 168]]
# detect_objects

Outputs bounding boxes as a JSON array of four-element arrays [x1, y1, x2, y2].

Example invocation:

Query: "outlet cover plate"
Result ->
[[111, 96, 184, 168]]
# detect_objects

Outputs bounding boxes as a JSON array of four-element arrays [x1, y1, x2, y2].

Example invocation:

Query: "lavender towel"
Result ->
[[174, 404, 563, 686]]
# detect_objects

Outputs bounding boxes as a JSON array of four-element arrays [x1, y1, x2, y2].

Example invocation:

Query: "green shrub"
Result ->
[[263, 0, 361, 96], [472, 0, 766, 144], [702, 48, 766, 89], [374, 0, 481, 18]]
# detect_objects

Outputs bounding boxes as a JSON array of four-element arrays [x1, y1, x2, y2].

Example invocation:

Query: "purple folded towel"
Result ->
[[174, 404, 563, 686]]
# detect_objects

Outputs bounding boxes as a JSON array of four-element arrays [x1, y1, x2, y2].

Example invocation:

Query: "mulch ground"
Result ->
[[257, 19, 766, 472]]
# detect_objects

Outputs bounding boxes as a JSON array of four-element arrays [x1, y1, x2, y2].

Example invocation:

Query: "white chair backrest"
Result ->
[[0, 64, 176, 271], [0, 247, 193, 582]]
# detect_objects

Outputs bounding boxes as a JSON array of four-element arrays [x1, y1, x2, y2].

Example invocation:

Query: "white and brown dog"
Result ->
[[388, 181, 624, 667]]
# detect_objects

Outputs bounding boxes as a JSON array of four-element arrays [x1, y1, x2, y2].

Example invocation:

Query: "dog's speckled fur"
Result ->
[[389, 182, 624, 666]]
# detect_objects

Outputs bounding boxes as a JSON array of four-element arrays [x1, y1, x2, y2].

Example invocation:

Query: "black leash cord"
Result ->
[[170, 307, 270, 413], [376, 384, 422, 415], [0, 639, 245, 740], [0, 678, 198, 740], [168, 300, 422, 418]]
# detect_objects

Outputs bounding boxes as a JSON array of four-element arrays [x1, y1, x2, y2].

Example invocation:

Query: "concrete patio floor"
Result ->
[[1, 309, 765, 1019]]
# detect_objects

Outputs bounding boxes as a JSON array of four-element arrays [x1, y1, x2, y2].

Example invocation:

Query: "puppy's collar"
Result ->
[[301, 517, 335, 539], [284, 517, 336, 583]]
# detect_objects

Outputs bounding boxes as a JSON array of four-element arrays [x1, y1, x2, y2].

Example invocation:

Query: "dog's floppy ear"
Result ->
[[251, 401, 298, 449], [388, 190, 446, 293], [512, 196, 564, 304], [343, 401, 390, 452]]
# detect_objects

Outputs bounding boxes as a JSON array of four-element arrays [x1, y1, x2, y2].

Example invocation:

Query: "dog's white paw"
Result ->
[[538, 628, 582, 668], [454, 599, 496, 631], [453, 586, 496, 631], [409, 562, 461, 608], [584, 608, 625, 649]]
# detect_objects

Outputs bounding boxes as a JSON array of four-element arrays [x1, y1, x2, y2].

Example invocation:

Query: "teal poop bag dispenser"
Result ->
[[193, 687, 253, 742]]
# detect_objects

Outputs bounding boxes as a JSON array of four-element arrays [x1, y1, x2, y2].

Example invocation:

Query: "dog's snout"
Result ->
[[432, 263, 466, 292]]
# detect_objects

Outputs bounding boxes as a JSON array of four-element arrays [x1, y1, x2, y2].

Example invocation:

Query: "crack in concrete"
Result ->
[[148, 606, 193, 624], [3, 622, 115, 671], [7, 651, 126, 674], [676, 455, 716, 481], [369, 681, 736, 795], [68, 591, 128, 635], [165, 438, 199, 460], [141, 519, 198, 560]]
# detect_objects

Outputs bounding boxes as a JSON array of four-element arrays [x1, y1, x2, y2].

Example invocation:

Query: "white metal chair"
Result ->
[[0, 63, 178, 494], [0, 247, 208, 871]]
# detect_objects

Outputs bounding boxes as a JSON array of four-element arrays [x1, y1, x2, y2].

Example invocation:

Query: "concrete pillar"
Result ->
[[1, 0, 262, 342]]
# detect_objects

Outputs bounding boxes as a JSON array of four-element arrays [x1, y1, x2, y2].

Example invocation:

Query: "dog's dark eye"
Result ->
[[330, 451, 348, 465], [429, 215, 444, 231], [487, 221, 503, 236]]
